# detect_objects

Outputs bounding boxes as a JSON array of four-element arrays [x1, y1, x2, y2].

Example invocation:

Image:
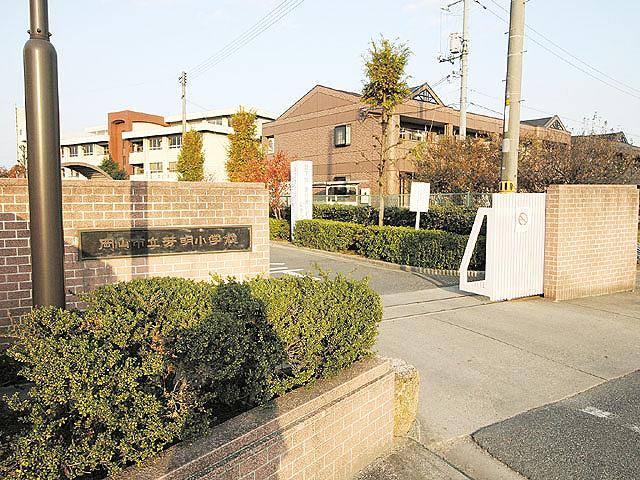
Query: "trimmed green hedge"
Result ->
[[280, 204, 478, 235], [1, 275, 380, 479], [357, 225, 485, 270], [269, 218, 290, 241], [292, 219, 364, 252], [294, 219, 485, 271]]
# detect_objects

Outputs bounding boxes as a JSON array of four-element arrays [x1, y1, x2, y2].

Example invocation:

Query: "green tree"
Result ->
[[226, 108, 265, 182], [361, 37, 411, 226], [177, 130, 205, 181], [99, 155, 127, 180]]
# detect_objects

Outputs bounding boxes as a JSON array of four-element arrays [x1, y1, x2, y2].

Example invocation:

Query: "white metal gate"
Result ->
[[459, 193, 546, 301]]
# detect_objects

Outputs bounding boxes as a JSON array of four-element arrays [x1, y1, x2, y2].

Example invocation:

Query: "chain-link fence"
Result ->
[[280, 192, 492, 209]]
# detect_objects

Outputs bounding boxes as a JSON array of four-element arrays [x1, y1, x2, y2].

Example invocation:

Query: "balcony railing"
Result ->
[[399, 129, 442, 142]]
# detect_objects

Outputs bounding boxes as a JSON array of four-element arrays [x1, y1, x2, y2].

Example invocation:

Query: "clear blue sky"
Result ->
[[1, 0, 639, 167]]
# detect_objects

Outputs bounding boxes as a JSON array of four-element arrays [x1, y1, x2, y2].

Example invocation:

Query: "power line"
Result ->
[[485, 0, 640, 96], [475, 0, 640, 101], [188, 0, 306, 80], [189, 0, 296, 76]]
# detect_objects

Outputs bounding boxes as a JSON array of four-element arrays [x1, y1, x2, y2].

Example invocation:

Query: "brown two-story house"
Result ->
[[262, 83, 571, 195]]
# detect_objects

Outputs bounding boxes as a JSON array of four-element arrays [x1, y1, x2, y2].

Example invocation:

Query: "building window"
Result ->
[[69, 145, 78, 157], [149, 162, 163, 173], [100, 143, 109, 156], [131, 140, 143, 152], [210, 118, 223, 126], [168, 162, 178, 172], [267, 136, 275, 154], [169, 135, 182, 149], [149, 137, 162, 150], [334, 125, 351, 147], [132, 165, 144, 175], [82, 144, 94, 156]]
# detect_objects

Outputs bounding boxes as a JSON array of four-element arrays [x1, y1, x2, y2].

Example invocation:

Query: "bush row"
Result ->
[[279, 204, 478, 235], [269, 217, 290, 241], [294, 219, 485, 271], [1, 275, 381, 479]]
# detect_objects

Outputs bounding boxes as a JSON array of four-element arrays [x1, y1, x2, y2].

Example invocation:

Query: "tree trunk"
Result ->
[[378, 180, 385, 227], [378, 110, 389, 227]]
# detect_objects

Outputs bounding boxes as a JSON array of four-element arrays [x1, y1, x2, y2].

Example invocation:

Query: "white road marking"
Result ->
[[627, 424, 640, 434], [578, 406, 640, 436], [269, 264, 321, 281], [581, 406, 615, 419], [270, 262, 286, 266]]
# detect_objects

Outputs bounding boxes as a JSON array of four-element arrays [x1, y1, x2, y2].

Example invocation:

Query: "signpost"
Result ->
[[409, 182, 430, 230], [290, 160, 313, 240], [24, 0, 66, 308]]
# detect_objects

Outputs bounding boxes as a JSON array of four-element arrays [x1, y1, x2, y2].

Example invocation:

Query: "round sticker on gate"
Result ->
[[515, 208, 530, 233]]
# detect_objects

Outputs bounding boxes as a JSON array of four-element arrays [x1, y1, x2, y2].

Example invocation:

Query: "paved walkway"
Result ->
[[376, 283, 640, 478]]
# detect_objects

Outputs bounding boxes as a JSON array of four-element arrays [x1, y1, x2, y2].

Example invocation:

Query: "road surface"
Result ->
[[271, 242, 640, 479]]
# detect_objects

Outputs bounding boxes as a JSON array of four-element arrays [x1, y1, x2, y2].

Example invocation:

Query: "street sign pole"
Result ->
[[24, 0, 66, 308]]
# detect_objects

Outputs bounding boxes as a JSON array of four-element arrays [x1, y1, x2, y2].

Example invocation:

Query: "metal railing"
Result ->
[[280, 192, 492, 209]]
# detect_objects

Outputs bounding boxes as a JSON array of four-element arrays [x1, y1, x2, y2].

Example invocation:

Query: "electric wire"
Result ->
[[475, 0, 640, 101], [188, 0, 306, 80], [485, 0, 640, 96]]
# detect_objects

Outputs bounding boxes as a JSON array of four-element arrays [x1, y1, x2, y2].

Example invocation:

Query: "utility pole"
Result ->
[[459, 0, 470, 139], [179, 71, 187, 135], [500, 0, 526, 193], [439, 0, 470, 140], [23, 0, 66, 308]]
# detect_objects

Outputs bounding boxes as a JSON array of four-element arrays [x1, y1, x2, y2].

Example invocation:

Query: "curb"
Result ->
[[270, 240, 485, 279], [432, 436, 527, 480]]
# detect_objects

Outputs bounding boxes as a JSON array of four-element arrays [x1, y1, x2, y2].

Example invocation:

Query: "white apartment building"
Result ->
[[55, 107, 274, 181]]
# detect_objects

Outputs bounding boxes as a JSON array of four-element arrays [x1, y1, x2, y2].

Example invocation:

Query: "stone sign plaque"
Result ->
[[79, 226, 251, 260]]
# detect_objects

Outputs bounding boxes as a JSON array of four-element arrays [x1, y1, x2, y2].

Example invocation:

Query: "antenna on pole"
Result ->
[[179, 71, 187, 135]]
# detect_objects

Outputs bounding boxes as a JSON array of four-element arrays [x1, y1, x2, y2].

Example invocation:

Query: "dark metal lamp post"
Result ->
[[24, 0, 66, 308]]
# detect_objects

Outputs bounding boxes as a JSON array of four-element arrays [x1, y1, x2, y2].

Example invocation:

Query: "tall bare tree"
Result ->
[[361, 37, 411, 226]]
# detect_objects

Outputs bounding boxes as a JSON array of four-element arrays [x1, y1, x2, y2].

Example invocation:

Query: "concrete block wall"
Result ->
[[0, 179, 269, 336], [544, 184, 639, 301]]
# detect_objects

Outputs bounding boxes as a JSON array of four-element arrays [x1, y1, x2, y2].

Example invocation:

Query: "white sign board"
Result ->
[[290, 160, 313, 240], [409, 182, 430, 213]]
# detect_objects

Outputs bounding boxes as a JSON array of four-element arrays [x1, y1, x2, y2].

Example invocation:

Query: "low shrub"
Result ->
[[293, 219, 485, 271], [357, 225, 485, 271], [281, 204, 478, 235], [293, 219, 364, 252], [312, 204, 375, 225], [1, 278, 282, 479], [1, 275, 380, 479], [0, 349, 23, 388], [249, 274, 381, 393], [269, 217, 290, 241]]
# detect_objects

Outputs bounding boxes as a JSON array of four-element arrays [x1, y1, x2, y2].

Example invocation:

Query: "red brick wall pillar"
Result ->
[[544, 184, 639, 301]]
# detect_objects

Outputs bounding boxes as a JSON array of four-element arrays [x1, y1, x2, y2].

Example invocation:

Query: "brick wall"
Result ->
[[544, 184, 639, 301], [115, 358, 395, 480], [0, 179, 269, 336]]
